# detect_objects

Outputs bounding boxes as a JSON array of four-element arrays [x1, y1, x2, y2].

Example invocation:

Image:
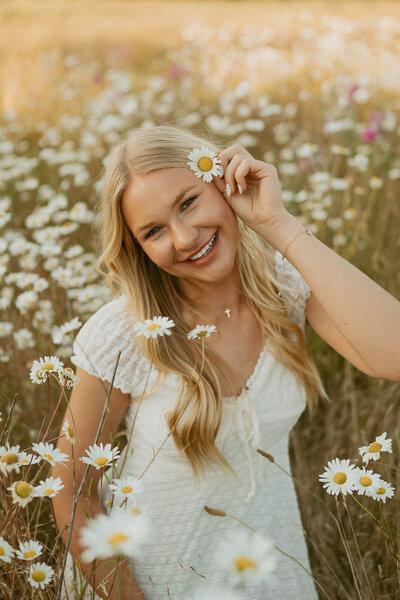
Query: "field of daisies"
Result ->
[[1, 1, 400, 598]]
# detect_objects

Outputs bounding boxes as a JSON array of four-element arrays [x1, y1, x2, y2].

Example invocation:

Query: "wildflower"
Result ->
[[319, 458, 356, 495], [52, 316, 82, 344], [32, 442, 69, 466], [214, 529, 276, 586], [58, 367, 80, 389], [8, 480, 37, 507], [359, 432, 392, 464], [36, 476, 64, 498], [330, 178, 349, 191], [80, 442, 120, 470], [15, 540, 43, 561], [187, 325, 217, 340], [0, 536, 15, 563], [80, 510, 151, 562], [27, 561, 54, 590], [62, 419, 77, 444], [18, 452, 41, 467], [109, 475, 143, 506], [350, 467, 381, 496], [29, 355, 64, 384], [0, 444, 23, 475], [134, 316, 175, 339], [368, 480, 395, 503], [369, 176, 383, 190], [187, 146, 223, 182], [0, 321, 13, 337]]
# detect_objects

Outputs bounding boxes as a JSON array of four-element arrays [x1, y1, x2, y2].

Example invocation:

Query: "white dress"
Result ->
[[63, 255, 319, 600]]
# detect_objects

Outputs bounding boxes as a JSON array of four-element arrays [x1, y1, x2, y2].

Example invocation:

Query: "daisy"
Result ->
[[8, 480, 37, 507], [187, 146, 223, 183], [35, 476, 64, 498], [58, 367, 80, 389], [214, 529, 277, 586], [0, 536, 15, 563], [0, 443, 23, 475], [187, 325, 217, 340], [18, 452, 41, 467], [27, 561, 54, 590], [134, 316, 175, 339], [359, 432, 392, 464], [29, 355, 64, 384], [319, 458, 356, 495], [109, 475, 143, 506], [350, 467, 381, 496], [15, 539, 43, 561], [368, 480, 395, 503], [80, 442, 120, 470], [62, 419, 77, 444], [32, 442, 69, 466], [80, 510, 151, 562]]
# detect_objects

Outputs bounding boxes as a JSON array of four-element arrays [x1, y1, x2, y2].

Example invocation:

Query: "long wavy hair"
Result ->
[[96, 124, 327, 479]]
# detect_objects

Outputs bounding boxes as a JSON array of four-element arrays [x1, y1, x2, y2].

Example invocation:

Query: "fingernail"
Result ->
[[225, 184, 231, 197], [219, 165, 224, 177], [238, 184, 243, 194]]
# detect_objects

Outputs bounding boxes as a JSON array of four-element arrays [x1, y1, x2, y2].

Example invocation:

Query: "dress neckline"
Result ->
[[222, 340, 270, 402]]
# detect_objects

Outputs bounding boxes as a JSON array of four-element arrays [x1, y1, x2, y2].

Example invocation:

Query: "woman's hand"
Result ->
[[213, 143, 290, 239]]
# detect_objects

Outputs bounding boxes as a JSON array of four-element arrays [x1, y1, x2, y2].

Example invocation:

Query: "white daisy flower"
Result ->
[[350, 467, 381, 496], [318, 458, 356, 495], [15, 539, 43, 561], [214, 529, 277, 586], [80, 510, 151, 562], [62, 419, 77, 444], [368, 480, 395, 503], [8, 480, 38, 507], [359, 432, 392, 464], [187, 146, 223, 182], [27, 561, 54, 589], [0, 536, 15, 563], [80, 442, 120, 470], [109, 475, 143, 506], [0, 444, 23, 475], [18, 452, 41, 467], [52, 316, 82, 344], [35, 476, 64, 498], [187, 324, 218, 340], [32, 442, 69, 466], [58, 367, 80, 389], [29, 355, 64, 384], [133, 316, 175, 339]]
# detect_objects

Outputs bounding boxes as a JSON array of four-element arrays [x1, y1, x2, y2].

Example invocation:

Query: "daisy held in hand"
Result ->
[[187, 146, 224, 182]]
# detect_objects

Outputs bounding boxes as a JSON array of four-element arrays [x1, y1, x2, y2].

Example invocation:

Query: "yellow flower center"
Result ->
[[67, 427, 75, 439], [234, 556, 257, 572], [1, 452, 18, 465], [369, 442, 382, 453], [359, 476, 372, 487], [333, 472, 347, 485], [40, 362, 54, 371], [43, 454, 54, 462], [108, 532, 128, 546], [147, 323, 161, 330], [25, 550, 36, 558], [15, 481, 31, 498], [122, 486, 133, 494], [197, 330, 208, 338], [95, 457, 108, 466], [198, 156, 213, 172], [130, 508, 141, 515], [44, 489, 54, 496], [0, 546, 4, 556], [377, 487, 386, 495], [32, 570, 46, 582], [65, 367, 74, 372], [35, 370, 46, 379]]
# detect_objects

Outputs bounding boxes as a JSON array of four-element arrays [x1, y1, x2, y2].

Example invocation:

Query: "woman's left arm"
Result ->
[[215, 143, 400, 382]]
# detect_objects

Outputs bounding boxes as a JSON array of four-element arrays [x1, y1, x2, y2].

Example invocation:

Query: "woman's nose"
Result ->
[[170, 221, 199, 252]]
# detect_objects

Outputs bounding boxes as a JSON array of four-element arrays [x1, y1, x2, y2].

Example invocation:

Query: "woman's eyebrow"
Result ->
[[135, 185, 197, 236]]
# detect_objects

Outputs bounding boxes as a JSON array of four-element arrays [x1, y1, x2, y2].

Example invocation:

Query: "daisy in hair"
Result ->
[[80, 510, 151, 562], [319, 458, 356, 496], [134, 316, 175, 339], [0, 443, 24, 475], [350, 467, 381, 496], [8, 480, 38, 508], [187, 325, 218, 340], [0, 536, 15, 563], [31, 442, 69, 467], [15, 539, 43, 561], [27, 561, 54, 590], [109, 475, 143, 507], [214, 529, 277, 586], [368, 480, 395, 503], [29, 355, 64, 384], [187, 146, 224, 182], [35, 476, 64, 498], [80, 442, 120, 470], [359, 432, 392, 464]]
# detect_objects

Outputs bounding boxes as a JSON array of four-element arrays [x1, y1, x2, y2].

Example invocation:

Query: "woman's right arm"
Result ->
[[51, 367, 147, 600]]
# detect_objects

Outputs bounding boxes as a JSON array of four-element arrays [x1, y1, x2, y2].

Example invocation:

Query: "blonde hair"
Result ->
[[96, 125, 326, 479]]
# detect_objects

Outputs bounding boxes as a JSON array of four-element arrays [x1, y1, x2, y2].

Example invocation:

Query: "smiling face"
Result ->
[[121, 167, 240, 284]]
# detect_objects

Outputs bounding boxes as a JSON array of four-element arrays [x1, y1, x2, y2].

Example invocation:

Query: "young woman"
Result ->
[[52, 125, 400, 600]]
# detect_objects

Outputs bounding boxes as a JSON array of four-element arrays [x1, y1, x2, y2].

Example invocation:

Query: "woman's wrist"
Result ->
[[253, 212, 306, 256]]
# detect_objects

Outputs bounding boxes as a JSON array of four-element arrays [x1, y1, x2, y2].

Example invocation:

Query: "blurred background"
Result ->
[[1, 1, 400, 598]]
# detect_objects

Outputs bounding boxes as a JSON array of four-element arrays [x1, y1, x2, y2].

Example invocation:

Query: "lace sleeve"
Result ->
[[70, 296, 150, 396], [274, 251, 311, 330]]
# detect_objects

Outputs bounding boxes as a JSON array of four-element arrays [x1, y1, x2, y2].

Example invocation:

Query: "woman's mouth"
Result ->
[[186, 232, 218, 263]]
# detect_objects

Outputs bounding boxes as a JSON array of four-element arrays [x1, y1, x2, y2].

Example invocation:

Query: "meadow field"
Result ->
[[1, 1, 400, 598]]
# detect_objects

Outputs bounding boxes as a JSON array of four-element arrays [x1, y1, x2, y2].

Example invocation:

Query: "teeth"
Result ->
[[188, 234, 216, 261]]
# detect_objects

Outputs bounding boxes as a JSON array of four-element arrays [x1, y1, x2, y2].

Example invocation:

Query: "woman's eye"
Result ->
[[144, 226, 160, 239], [181, 196, 197, 210]]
